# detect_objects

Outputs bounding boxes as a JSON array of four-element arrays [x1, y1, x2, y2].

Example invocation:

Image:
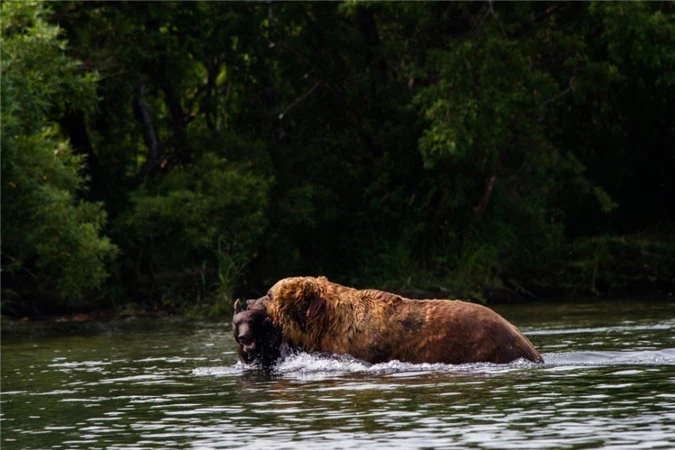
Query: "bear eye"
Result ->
[[238, 334, 253, 345], [267, 290, 273, 301]]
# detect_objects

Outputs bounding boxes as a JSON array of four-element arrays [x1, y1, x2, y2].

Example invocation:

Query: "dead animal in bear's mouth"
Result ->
[[233, 276, 543, 368], [232, 299, 282, 368]]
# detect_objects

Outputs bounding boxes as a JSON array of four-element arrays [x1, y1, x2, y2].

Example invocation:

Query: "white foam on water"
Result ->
[[194, 347, 675, 379], [193, 351, 543, 380], [192, 364, 246, 377]]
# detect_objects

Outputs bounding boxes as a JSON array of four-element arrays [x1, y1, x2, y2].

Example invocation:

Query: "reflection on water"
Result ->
[[2, 299, 674, 449]]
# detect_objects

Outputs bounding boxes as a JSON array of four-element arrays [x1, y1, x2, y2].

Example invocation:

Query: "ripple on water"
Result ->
[[3, 311, 674, 450], [544, 349, 675, 366], [192, 365, 243, 377]]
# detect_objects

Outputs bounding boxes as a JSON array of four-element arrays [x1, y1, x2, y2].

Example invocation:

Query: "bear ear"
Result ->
[[234, 299, 245, 314], [246, 297, 264, 309], [301, 277, 321, 299]]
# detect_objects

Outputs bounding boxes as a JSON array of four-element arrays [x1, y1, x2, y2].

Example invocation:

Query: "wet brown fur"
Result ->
[[253, 276, 543, 364]]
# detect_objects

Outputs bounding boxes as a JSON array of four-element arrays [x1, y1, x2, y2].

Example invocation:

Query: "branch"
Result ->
[[533, 3, 562, 22], [475, 0, 507, 39], [278, 81, 321, 119], [538, 84, 573, 111], [474, 174, 497, 219]]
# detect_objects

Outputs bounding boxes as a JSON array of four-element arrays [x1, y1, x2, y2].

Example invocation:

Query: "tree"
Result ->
[[1, 2, 117, 312], [5, 1, 668, 315]]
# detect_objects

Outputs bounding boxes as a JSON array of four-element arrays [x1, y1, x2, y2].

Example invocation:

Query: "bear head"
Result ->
[[253, 276, 330, 336]]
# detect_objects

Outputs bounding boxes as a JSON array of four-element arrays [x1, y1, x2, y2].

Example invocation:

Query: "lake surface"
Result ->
[[2, 298, 674, 449]]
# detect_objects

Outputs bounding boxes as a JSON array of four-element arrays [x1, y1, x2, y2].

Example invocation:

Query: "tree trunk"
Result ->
[[133, 84, 162, 175], [59, 108, 104, 200]]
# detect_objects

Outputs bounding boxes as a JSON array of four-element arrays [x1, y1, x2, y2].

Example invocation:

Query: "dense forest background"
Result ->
[[2, 1, 673, 316]]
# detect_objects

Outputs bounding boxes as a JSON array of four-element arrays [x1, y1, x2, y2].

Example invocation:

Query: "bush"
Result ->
[[114, 151, 269, 312]]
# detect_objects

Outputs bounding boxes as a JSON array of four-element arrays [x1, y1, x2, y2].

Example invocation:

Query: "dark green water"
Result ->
[[2, 299, 674, 449]]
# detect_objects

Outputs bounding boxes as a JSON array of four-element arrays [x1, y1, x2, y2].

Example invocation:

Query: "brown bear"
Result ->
[[232, 299, 282, 368], [246, 276, 544, 365]]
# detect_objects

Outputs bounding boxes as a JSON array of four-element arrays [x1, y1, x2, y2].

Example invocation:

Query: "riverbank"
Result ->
[[3, 283, 672, 325]]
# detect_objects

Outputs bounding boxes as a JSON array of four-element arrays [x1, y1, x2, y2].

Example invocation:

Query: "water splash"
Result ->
[[194, 351, 543, 380], [194, 320, 675, 378]]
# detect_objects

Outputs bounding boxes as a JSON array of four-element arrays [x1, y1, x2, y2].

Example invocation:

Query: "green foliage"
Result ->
[[412, 11, 573, 283], [1, 2, 118, 310], [2, 2, 672, 316], [559, 2, 675, 234], [409, 3, 673, 290], [549, 234, 675, 295], [114, 151, 269, 310]]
